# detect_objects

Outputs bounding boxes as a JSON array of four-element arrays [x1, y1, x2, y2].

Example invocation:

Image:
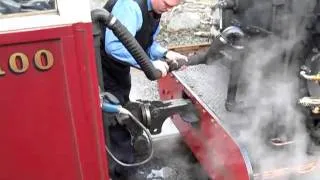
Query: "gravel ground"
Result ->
[[129, 135, 209, 180], [156, 0, 213, 47]]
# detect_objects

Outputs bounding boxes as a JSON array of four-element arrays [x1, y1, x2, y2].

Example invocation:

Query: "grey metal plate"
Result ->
[[175, 61, 249, 135]]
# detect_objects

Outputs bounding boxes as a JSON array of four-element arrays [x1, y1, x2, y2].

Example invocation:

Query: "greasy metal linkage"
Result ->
[[124, 99, 199, 135]]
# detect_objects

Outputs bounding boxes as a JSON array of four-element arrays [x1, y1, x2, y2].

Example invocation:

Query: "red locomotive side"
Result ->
[[0, 1, 109, 179]]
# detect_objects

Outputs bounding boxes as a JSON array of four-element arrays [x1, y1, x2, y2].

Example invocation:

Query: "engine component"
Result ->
[[100, 92, 199, 166], [122, 99, 199, 135], [299, 97, 320, 114], [215, 0, 236, 10], [300, 71, 320, 81], [299, 97, 320, 107]]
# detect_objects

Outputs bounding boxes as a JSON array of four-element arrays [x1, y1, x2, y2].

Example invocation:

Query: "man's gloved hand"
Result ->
[[165, 50, 188, 62], [166, 58, 189, 71], [152, 60, 169, 77], [164, 50, 189, 71]]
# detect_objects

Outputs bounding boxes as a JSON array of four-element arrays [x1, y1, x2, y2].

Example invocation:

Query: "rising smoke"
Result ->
[[177, 0, 320, 179], [235, 0, 320, 179]]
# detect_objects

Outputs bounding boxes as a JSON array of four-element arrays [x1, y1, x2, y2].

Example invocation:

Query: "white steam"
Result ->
[[235, 0, 320, 178], [177, 0, 320, 179]]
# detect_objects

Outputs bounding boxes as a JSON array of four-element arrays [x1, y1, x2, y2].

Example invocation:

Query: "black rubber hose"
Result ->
[[187, 38, 227, 65], [91, 8, 162, 80], [155, 37, 226, 71]]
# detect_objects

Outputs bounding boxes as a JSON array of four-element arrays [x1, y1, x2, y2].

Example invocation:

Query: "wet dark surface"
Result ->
[[128, 135, 209, 180]]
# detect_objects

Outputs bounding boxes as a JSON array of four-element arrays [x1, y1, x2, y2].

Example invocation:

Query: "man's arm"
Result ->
[[104, 0, 143, 66], [148, 26, 168, 60], [148, 26, 188, 65]]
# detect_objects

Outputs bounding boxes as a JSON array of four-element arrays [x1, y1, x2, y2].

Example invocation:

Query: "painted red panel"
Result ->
[[158, 74, 252, 180], [0, 24, 108, 180]]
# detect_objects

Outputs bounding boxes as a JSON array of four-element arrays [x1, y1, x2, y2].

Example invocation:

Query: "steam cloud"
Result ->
[[232, 0, 319, 178], [178, 0, 320, 179]]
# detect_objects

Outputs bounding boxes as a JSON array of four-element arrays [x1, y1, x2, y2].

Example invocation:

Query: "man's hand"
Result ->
[[152, 60, 169, 77], [165, 50, 188, 62], [165, 51, 189, 71]]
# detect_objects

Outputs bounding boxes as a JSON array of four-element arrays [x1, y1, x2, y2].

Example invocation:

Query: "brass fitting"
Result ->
[[300, 71, 320, 81], [312, 106, 320, 114]]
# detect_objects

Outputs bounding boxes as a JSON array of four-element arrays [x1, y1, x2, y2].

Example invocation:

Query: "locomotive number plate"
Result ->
[[0, 49, 54, 76]]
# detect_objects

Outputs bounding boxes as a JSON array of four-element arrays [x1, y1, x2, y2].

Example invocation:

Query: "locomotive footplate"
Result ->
[[158, 61, 320, 180]]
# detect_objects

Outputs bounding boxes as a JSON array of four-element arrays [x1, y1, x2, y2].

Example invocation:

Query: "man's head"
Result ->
[[151, 0, 181, 14]]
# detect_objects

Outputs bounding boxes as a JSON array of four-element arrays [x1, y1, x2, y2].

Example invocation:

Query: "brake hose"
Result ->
[[105, 107, 154, 167]]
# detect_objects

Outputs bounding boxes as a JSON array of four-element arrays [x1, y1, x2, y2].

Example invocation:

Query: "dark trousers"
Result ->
[[108, 124, 136, 179], [102, 57, 134, 179], [102, 54, 131, 105], [103, 114, 136, 179]]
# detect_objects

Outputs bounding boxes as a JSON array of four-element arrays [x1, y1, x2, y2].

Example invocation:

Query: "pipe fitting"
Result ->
[[210, 25, 245, 49], [300, 71, 320, 81], [299, 97, 320, 107], [217, 0, 236, 9]]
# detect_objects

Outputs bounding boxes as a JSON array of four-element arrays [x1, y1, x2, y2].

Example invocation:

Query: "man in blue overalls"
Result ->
[[101, 0, 187, 178]]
